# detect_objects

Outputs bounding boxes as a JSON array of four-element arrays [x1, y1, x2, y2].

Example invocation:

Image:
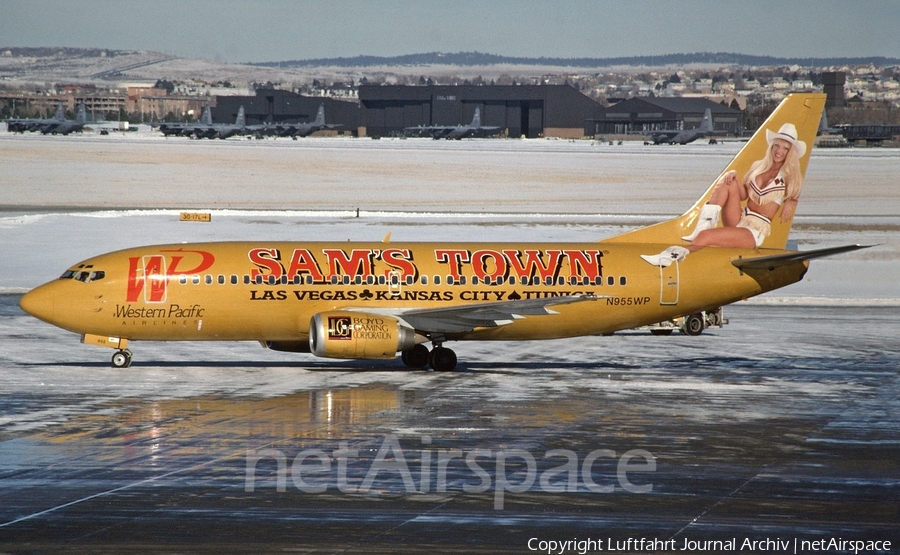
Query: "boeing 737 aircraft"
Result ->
[[20, 94, 865, 371]]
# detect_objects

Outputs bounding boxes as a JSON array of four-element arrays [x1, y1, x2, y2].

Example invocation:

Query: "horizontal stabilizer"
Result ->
[[731, 244, 872, 271]]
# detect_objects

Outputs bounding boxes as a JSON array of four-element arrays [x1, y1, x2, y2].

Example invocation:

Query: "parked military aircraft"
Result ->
[[406, 107, 502, 139], [263, 104, 342, 138], [154, 106, 252, 139], [40, 102, 88, 135], [6, 102, 88, 135], [20, 94, 865, 371], [5, 102, 66, 133], [154, 106, 213, 137], [193, 106, 248, 139], [649, 108, 718, 144]]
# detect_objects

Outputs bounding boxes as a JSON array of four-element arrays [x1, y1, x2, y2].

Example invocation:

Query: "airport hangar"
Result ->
[[212, 87, 741, 139], [590, 96, 744, 137], [214, 85, 604, 138]]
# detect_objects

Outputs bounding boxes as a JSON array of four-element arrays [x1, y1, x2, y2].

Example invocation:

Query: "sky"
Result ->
[[3, 0, 899, 64]]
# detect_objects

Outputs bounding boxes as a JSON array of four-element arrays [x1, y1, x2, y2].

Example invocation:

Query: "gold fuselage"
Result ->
[[20, 240, 807, 345]]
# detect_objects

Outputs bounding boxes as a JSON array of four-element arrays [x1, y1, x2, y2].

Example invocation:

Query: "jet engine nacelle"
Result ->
[[309, 311, 417, 360]]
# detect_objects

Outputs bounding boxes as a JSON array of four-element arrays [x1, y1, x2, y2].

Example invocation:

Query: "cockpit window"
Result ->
[[59, 269, 105, 282]]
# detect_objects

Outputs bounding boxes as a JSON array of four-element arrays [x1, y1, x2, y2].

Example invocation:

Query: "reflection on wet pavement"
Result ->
[[1, 299, 898, 553]]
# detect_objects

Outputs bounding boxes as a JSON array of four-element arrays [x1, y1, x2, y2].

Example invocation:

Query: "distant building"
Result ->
[[823, 72, 846, 108], [589, 97, 743, 137], [357, 84, 602, 138]]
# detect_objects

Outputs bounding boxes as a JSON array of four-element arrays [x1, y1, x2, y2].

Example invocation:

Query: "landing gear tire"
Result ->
[[429, 346, 457, 372], [111, 350, 132, 368], [401, 344, 430, 369], [681, 313, 705, 336]]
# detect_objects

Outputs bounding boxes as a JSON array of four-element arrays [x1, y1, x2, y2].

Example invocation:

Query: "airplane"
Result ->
[[192, 105, 248, 139], [19, 93, 867, 372], [5, 102, 67, 133], [5, 102, 87, 135], [405, 107, 502, 139], [263, 104, 342, 138], [648, 108, 720, 145], [40, 102, 88, 135], [154, 106, 213, 137], [156, 106, 249, 139]]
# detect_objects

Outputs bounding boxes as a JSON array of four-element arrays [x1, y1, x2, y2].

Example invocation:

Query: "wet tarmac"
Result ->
[[1, 294, 897, 554]]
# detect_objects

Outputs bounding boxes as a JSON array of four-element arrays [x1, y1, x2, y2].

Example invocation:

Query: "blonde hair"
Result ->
[[744, 139, 803, 200]]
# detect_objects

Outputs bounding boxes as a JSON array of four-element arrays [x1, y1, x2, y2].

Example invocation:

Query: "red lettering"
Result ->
[[565, 250, 603, 278], [161, 249, 215, 276], [126, 255, 167, 303], [503, 250, 563, 280], [471, 250, 507, 280], [435, 249, 470, 279], [248, 248, 283, 279], [381, 248, 416, 278], [286, 248, 325, 281], [323, 249, 374, 278]]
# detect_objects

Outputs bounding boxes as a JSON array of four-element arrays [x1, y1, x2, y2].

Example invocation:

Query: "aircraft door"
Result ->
[[658, 262, 679, 305]]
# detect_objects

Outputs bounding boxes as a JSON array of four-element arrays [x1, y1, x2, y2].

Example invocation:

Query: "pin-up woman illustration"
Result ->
[[641, 123, 806, 267]]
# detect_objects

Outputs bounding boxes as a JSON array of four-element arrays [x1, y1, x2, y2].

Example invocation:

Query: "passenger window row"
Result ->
[[172, 274, 627, 286]]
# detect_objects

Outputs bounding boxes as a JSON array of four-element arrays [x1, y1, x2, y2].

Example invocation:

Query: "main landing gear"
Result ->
[[111, 349, 133, 368], [401, 343, 457, 372]]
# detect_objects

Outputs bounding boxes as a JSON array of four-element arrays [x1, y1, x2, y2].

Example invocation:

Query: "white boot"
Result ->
[[682, 204, 721, 242], [641, 246, 690, 267]]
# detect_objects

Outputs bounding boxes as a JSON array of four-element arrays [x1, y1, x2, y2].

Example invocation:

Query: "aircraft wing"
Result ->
[[731, 244, 871, 270], [373, 294, 600, 333]]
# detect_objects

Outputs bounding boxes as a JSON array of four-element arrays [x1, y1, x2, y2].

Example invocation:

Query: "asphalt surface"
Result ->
[[1, 295, 897, 554]]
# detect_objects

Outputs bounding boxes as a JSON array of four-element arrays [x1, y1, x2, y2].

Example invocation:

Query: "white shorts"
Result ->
[[736, 207, 771, 247]]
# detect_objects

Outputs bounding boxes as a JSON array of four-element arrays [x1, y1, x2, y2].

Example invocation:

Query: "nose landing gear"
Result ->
[[111, 349, 133, 368]]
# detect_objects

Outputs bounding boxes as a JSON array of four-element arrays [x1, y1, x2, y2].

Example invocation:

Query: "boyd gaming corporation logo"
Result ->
[[328, 317, 353, 340]]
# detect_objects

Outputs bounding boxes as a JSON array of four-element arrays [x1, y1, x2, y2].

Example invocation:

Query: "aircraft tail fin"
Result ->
[[235, 106, 246, 126], [54, 102, 66, 121], [471, 107, 481, 127], [699, 108, 713, 132], [314, 104, 325, 125], [200, 106, 212, 125], [75, 103, 87, 123], [603, 93, 826, 251]]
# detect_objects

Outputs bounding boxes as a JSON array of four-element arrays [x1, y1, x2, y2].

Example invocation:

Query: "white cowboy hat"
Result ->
[[766, 122, 807, 157]]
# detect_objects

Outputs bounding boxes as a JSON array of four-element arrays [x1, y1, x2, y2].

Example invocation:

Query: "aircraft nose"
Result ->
[[19, 282, 58, 324]]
